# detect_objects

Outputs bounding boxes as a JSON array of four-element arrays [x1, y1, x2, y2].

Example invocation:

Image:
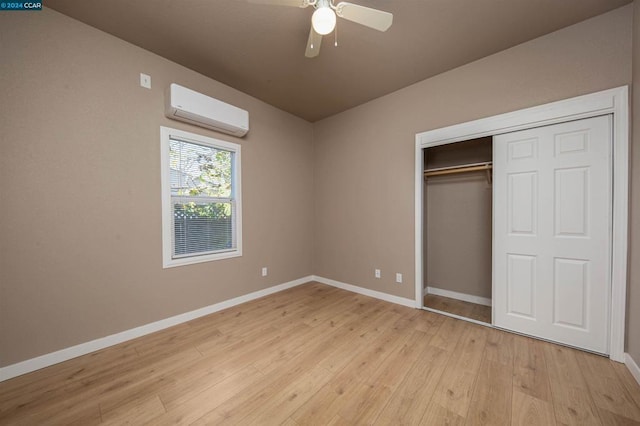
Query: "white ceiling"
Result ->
[[46, 0, 631, 122]]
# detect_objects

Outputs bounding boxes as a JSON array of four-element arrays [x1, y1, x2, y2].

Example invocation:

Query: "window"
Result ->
[[160, 127, 242, 268]]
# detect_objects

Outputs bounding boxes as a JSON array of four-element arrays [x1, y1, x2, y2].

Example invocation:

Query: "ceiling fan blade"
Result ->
[[335, 2, 393, 32], [305, 26, 322, 58], [248, 0, 309, 7]]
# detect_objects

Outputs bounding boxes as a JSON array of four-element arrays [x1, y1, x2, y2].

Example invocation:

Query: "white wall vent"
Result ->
[[165, 84, 249, 137]]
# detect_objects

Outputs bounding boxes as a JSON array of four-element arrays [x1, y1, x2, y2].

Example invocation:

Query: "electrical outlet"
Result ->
[[140, 73, 151, 89], [261, 267, 268, 277], [396, 273, 403, 283], [375, 269, 381, 279]]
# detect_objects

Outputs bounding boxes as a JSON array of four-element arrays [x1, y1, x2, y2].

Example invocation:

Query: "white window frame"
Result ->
[[160, 126, 242, 268]]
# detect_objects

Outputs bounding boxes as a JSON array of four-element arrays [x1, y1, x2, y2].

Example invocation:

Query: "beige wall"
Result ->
[[1, 4, 637, 369], [627, 0, 640, 365], [426, 175, 492, 298], [0, 9, 314, 366], [425, 139, 493, 299], [313, 6, 632, 302]]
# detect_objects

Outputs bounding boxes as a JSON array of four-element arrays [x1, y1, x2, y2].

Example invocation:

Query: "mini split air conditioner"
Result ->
[[165, 83, 249, 137]]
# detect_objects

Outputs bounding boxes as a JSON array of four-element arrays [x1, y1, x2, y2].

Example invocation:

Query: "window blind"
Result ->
[[169, 137, 236, 258]]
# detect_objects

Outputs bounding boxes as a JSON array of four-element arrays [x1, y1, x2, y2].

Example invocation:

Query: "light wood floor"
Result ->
[[1, 282, 640, 425], [424, 293, 492, 324]]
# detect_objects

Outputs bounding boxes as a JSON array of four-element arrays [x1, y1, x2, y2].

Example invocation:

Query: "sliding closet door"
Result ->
[[493, 115, 612, 354]]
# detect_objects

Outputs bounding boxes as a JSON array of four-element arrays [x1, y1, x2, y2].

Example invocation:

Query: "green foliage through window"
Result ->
[[169, 137, 236, 257], [169, 139, 233, 199]]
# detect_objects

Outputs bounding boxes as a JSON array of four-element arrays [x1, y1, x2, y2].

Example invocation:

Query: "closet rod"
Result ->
[[423, 161, 492, 178]]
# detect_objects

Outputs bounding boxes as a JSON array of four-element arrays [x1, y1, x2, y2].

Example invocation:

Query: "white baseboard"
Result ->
[[0, 275, 313, 382], [312, 275, 417, 308], [625, 353, 640, 386], [425, 286, 492, 307]]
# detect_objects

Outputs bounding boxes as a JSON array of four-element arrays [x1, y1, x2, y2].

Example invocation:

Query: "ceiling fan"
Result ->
[[248, 0, 393, 58]]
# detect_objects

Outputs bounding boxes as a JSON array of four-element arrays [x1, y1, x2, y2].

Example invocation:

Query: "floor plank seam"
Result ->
[[1, 283, 639, 425]]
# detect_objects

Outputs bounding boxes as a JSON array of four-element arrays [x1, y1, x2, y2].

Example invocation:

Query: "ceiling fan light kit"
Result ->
[[312, 5, 336, 35], [249, 0, 393, 57]]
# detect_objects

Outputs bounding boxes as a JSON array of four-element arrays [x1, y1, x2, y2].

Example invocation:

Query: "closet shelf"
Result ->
[[424, 161, 492, 183]]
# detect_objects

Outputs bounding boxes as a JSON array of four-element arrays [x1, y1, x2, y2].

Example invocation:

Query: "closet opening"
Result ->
[[423, 137, 493, 325], [414, 87, 628, 360]]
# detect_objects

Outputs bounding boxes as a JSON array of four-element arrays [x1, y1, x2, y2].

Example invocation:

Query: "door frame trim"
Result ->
[[414, 86, 629, 362]]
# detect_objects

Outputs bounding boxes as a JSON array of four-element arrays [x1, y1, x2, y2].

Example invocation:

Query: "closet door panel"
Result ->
[[553, 257, 589, 330], [493, 115, 611, 354], [554, 167, 589, 237], [506, 254, 537, 319], [508, 172, 537, 235], [507, 137, 538, 162]]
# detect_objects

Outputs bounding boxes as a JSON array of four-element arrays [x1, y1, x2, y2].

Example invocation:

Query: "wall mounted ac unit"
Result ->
[[165, 83, 249, 137]]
